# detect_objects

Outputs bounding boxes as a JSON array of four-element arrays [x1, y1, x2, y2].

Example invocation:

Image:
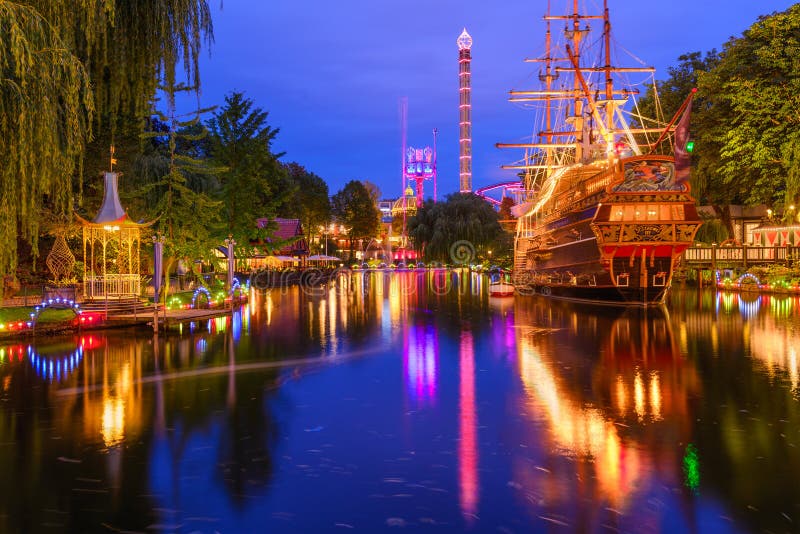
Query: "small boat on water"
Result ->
[[499, 0, 702, 306], [488, 267, 515, 297], [489, 281, 515, 298]]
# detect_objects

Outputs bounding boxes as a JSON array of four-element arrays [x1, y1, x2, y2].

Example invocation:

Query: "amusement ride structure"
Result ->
[[457, 28, 473, 193], [397, 98, 438, 249]]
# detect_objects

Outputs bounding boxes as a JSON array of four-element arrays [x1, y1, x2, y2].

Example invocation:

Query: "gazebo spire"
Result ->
[[93, 171, 128, 224]]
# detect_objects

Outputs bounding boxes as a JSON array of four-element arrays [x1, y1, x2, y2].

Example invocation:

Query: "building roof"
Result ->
[[257, 217, 303, 240], [76, 171, 153, 228], [255, 217, 308, 256]]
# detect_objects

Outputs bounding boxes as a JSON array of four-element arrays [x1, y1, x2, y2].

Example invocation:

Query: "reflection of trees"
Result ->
[[215, 331, 278, 505], [671, 292, 800, 533], [0, 322, 288, 530], [0, 332, 159, 532], [151, 329, 281, 509]]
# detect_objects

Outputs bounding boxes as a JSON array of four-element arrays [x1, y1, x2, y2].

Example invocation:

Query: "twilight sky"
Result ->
[[192, 0, 795, 200]]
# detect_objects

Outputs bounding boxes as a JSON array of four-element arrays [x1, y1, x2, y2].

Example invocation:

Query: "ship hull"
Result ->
[[514, 157, 702, 307], [514, 238, 672, 306], [518, 280, 670, 306]]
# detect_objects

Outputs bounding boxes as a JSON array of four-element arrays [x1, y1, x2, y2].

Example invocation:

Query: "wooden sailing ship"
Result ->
[[500, 0, 701, 305]]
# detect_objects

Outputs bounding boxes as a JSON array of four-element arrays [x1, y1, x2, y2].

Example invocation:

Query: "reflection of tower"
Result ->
[[403, 321, 439, 405], [459, 329, 478, 521], [457, 28, 473, 193]]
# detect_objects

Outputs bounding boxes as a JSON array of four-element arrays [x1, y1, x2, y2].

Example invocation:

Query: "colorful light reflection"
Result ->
[[459, 329, 479, 521], [404, 321, 438, 406]]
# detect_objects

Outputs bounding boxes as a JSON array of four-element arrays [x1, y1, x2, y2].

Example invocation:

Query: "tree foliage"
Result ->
[[641, 5, 800, 217], [408, 193, 504, 263], [283, 163, 331, 247], [0, 2, 93, 281], [140, 82, 222, 267], [0, 0, 213, 284], [206, 91, 291, 243], [706, 5, 800, 210], [330, 181, 380, 254]]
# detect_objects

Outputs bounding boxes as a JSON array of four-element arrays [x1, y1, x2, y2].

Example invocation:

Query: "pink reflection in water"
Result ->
[[459, 329, 479, 522], [403, 321, 438, 406]]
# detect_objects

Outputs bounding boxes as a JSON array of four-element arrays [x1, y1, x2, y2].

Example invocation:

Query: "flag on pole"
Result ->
[[674, 90, 696, 184]]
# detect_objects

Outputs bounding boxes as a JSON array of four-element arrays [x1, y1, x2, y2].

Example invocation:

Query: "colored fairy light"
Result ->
[[683, 444, 700, 493]]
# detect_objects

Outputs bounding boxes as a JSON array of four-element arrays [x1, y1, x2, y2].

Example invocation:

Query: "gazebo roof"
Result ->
[[94, 171, 127, 223], [77, 171, 152, 227]]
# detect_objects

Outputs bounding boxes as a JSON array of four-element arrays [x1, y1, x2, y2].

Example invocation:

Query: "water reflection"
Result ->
[[0, 279, 799, 532], [514, 300, 700, 523], [404, 321, 438, 406], [458, 328, 478, 522]]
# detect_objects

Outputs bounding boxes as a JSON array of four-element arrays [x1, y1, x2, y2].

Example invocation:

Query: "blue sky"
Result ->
[[193, 0, 795, 200]]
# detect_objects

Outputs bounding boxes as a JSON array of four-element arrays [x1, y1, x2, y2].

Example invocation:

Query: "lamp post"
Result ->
[[152, 233, 166, 333], [224, 235, 236, 293]]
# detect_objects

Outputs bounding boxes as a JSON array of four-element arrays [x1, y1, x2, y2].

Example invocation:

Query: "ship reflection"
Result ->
[[514, 300, 699, 516]]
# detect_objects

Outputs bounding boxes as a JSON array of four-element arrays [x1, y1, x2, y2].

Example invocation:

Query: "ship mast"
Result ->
[[603, 0, 615, 159], [570, 0, 585, 162], [498, 1, 661, 171]]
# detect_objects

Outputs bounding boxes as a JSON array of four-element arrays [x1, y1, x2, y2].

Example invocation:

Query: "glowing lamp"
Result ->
[[457, 28, 473, 50], [686, 140, 694, 153]]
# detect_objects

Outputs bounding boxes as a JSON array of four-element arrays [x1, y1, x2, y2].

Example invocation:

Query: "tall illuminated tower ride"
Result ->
[[457, 28, 473, 193]]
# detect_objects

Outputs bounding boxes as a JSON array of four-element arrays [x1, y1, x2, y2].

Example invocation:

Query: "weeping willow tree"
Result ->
[[0, 0, 213, 291]]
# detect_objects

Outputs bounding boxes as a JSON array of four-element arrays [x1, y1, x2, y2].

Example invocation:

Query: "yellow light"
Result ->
[[649, 372, 662, 421], [634, 371, 645, 421]]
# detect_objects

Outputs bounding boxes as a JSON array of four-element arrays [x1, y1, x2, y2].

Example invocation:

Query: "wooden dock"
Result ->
[[106, 306, 237, 331]]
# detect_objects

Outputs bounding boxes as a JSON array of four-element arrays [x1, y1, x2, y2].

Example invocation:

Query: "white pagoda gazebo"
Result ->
[[76, 171, 147, 300]]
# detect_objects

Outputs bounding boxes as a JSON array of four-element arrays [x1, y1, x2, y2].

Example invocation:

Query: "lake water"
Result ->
[[1, 271, 798, 533]]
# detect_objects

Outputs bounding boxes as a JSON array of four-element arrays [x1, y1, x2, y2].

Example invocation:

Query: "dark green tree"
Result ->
[[330, 180, 380, 257], [206, 91, 292, 243], [639, 6, 800, 231], [283, 163, 331, 249], [140, 82, 223, 299], [408, 193, 505, 264], [705, 5, 800, 213]]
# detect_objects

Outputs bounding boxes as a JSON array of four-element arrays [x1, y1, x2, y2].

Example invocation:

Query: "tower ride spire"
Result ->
[[457, 28, 473, 193]]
